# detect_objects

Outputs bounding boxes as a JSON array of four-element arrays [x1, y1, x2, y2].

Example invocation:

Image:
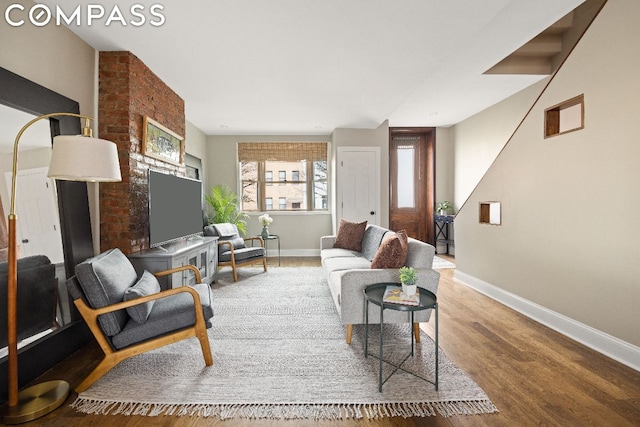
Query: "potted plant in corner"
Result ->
[[436, 200, 453, 216], [205, 184, 249, 234], [399, 266, 418, 296]]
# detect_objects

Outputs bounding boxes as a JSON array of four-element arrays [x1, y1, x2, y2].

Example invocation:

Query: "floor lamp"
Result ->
[[2, 113, 121, 424]]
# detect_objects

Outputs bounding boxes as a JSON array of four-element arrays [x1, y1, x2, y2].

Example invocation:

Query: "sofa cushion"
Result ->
[[333, 219, 367, 252], [323, 256, 372, 275], [371, 229, 408, 269], [320, 247, 360, 263], [360, 225, 390, 261], [123, 270, 161, 324], [75, 248, 138, 336]]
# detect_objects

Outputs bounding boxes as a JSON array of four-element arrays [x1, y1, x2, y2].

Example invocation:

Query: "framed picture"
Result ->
[[142, 116, 184, 166]]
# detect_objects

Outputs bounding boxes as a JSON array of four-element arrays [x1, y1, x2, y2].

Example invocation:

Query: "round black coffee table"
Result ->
[[363, 282, 438, 392]]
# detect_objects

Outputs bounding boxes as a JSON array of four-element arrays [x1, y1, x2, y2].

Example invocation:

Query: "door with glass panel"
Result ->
[[389, 129, 435, 243]]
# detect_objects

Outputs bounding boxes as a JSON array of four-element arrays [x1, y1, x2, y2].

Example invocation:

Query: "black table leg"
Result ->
[[379, 306, 384, 392]]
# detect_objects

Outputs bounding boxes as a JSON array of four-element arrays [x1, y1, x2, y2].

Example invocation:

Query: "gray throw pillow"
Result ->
[[123, 270, 161, 324], [220, 235, 246, 250], [75, 248, 138, 336]]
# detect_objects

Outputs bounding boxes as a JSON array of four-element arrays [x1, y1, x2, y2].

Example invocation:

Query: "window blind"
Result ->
[[238, 142, 327, 162]]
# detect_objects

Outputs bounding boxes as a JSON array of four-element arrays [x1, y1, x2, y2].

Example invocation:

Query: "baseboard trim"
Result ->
[[454, 270, 640, 372]]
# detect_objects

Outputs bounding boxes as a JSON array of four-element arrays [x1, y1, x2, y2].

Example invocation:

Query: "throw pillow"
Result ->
[[333, 219, 367, 252], [371, 229, 408, 269], [123, 270, 161, 324]]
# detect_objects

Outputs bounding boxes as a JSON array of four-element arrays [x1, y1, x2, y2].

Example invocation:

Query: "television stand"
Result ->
[[128, 237, 219, 290]]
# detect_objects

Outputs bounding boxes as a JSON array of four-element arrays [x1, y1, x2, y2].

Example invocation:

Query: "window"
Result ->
[[239, 142, 328, 211]]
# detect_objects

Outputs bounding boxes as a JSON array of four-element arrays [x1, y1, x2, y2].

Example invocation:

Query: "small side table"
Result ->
[[364, 283, 438, 392], [257, 234, 281, 266], [434, 214, 454, 255]]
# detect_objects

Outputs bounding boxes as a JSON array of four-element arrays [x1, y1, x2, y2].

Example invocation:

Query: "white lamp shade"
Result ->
[[48, 135, 121, 182]]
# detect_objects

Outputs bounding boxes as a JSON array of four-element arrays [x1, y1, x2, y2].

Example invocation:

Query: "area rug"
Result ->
[[71, 267, 497, 420], [433, 256, 456, 269]]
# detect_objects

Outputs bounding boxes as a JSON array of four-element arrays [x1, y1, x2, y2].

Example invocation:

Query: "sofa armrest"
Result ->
[[320, 235, 337, 250]]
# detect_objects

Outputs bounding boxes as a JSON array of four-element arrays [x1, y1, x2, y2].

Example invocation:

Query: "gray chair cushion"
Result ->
[[75, 248, 138, 336], [111, 283, 214, 350], [361, 225, 390, 261], [219, 246, 265, 262], [123, 270, 161, 324]]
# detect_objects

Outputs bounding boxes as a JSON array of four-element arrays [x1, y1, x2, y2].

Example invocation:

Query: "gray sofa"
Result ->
[[321, 224, 440, 343]]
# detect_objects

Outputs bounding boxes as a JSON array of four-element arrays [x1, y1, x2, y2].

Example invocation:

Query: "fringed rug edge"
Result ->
[[71, 396, 499, 420]]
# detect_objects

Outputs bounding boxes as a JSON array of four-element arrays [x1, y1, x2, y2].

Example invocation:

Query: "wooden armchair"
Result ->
[[66, 248, 213, 393], [204, 223, 267, 282]]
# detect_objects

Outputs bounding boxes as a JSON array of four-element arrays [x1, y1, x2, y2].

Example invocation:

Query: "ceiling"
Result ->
[[39, 0, 585, 135]]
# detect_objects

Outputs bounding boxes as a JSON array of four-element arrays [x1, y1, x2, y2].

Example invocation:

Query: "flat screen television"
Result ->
[[148, 169, 204, 248]]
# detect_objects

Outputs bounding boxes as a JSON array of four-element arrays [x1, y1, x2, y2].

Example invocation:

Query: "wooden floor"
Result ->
[[18, 256, 640, 426]]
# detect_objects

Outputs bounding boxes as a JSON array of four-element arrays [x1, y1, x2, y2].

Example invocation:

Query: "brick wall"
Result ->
[[98, 51, 185, 254]]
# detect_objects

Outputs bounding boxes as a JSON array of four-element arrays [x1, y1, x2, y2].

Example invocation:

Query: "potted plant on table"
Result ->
[[399, 266, 418, 296], [258, 213, 273, 240], [436, 200, 453, 216]]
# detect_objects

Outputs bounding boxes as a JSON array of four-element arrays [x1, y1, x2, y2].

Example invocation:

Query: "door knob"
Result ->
[[370, 211, 375, 215], [22, 239, 29, 243]]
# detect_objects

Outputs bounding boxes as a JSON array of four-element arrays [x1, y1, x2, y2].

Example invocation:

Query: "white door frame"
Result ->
[[336, 146, 381, 231]]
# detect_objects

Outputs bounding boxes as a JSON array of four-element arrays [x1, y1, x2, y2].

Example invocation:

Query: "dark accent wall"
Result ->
[[0, 66, 93, 402], [98, 51, 186, 254]]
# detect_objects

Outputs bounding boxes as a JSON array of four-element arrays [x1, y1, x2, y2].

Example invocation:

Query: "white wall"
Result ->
[[0, 21, 96, 120], [452, 78, 549, 210], [1, 18, 98, 249], [453, 0, 640, 360], [185, 120, 208, 180], [435, 127, 455, 209], [206, 134, 333, 255]]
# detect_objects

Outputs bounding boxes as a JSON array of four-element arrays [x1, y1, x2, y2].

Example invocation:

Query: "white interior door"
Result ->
[[337, 147, 380, 226], [5, 167, 64, 264]]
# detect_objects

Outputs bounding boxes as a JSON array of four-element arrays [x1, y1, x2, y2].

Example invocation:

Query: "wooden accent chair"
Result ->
[[66, 248, 213, 393], [204, 223, 267, 282]]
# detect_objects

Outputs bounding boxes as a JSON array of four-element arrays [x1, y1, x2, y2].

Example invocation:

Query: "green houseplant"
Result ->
[[205, 184, 249, 235], [399, 266, 417, 296], [436, 200, 453, 215]]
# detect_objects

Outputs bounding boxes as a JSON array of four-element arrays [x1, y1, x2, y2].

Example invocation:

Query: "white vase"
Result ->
[[402, 283, 417, 296]]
